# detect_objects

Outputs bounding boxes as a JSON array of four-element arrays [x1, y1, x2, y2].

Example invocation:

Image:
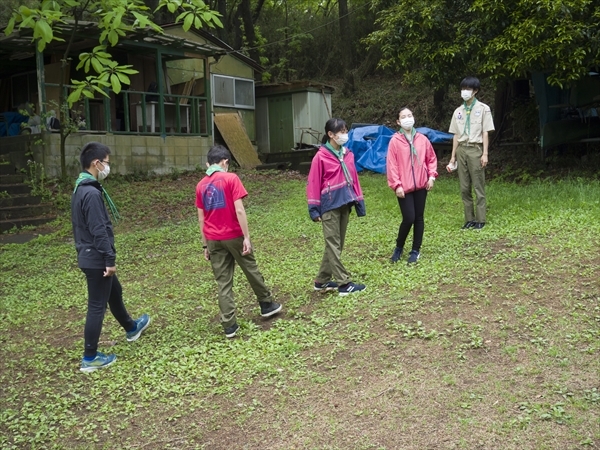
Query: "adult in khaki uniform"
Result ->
[[448, 76, 494, 230]]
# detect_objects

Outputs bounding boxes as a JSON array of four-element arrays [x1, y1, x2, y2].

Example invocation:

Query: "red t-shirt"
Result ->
[[195, 172, 248, 241]]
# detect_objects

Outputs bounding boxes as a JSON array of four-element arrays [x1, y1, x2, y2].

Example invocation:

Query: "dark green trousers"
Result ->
[[208, 237, 273, 328], [315, 205, 351, 286], [457, 143, 486, 223]]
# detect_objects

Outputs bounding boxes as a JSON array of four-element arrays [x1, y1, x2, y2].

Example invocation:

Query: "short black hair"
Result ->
[[398, 106, 412, 116], [460, 76, 481, 91], [207, 145, 231, 165], [80, 142, 110, 170]]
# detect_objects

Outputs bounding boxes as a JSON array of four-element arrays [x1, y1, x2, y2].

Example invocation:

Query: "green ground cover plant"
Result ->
[[1, 170, 599, 449]]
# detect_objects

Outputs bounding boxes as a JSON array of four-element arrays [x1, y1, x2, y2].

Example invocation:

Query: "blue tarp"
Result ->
[[347, 125, 453, 174], [0, 112, 28, 137]]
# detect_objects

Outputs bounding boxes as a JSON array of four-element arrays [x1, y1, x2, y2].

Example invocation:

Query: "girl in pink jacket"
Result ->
[[307, 118, 366, 296], [386, 107, 438, 264]]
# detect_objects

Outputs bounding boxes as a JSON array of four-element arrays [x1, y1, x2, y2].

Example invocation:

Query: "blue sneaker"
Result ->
[[407, 250, 420, 264], [314, 281, 338, 292], [224, 323, 239, 338], [390, 246, 403, 263], [338, 282, 366, 296], [80, 352, 117, 373], [259, 301, 283, 318], [126, 314, 151, 342]]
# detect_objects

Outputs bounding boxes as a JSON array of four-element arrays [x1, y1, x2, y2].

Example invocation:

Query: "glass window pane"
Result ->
[[214, 75, 234, 106], [235, 79, 254, 107]]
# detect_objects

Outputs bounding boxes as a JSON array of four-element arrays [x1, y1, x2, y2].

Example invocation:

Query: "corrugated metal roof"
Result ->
[[0, 20, 225, 68]]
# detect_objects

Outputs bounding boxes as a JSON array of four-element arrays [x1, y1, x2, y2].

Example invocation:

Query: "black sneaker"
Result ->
[[390, 246, 403, 263], [224, 323, 239, 338], [473, 222, 485, 230], [462, 221, 476, 229], [314, 281, 339, 292], [407, 250, 420, 264], [338, 282, 366, 296], [259, 302, 282, 318]]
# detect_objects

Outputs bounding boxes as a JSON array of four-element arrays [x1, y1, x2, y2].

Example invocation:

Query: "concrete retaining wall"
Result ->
[[24, 132, 212, 178]]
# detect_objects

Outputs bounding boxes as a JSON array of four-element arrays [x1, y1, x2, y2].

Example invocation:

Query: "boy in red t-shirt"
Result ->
[[196, 145, 282, 338]]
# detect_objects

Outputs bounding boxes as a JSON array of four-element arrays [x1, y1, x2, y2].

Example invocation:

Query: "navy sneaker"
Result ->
[[126, 314, 151, 342], [224, 323, 239, 338], [407, 250, 420, 264], [259, 301, 282, 318], [314, 281, 339, 291], [473, 222, 485, 230], [80, 352, 117, 373], [390, 246, 404, 263], [462, 221, 476, 229], [338, 282, 366, 296]]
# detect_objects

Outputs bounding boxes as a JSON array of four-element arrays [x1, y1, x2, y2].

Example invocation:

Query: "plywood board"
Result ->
[[214, 113, 261, 169]]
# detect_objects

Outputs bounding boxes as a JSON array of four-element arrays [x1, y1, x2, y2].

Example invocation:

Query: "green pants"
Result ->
[[457, 143, 486, 223], [315, 205, 351, 286], [207, 237, 273, 328]]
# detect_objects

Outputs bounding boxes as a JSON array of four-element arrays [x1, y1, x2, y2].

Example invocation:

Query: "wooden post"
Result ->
[[204, 57, 211, 137], [156, 49, 165, 135], [35, 47, 46, 117]]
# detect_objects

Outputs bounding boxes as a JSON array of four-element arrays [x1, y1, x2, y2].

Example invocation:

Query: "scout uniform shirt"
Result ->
[[449, 100, 495, 144]]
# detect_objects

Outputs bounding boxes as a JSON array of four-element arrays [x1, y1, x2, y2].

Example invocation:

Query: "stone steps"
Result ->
[[0, 203, 54, 220], [0, 161, 56, 232], [0, 214, 58, 233]]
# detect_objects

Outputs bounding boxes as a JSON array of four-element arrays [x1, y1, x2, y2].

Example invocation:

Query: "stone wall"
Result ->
[[28, 133, 213, 178]]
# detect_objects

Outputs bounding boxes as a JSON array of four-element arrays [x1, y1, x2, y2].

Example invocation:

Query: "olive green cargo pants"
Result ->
[[457, 143, 486, 223]]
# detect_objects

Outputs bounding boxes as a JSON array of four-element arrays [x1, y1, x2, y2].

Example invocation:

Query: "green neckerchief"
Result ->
[[400, 127, 417, 155], [73, 172, 121, 223], [400, 127, 419, 167], [462, 97, 478, 137], [206, 164, 226, 176], [324, 142, 353, 186]]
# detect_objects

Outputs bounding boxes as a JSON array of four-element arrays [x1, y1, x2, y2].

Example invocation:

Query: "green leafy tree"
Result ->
[[4, 0, 222, 178], [474, 0, 600, 88], [365, 0, 600, 89]]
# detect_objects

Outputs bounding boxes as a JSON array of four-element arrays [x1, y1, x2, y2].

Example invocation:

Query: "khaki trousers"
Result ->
[[315, 205, 351, 286], [456, 143, 486, 223], [208, 237, 273, 328]]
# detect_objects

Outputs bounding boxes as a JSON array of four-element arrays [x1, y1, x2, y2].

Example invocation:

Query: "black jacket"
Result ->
[[71, 174, 116, 269]]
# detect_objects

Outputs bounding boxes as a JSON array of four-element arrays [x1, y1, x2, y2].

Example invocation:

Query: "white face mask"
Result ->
[[461, 89, 474, 101], [399, 117, 415, 130], [333, 133, 349, 146], [97, 161, 110, 181]]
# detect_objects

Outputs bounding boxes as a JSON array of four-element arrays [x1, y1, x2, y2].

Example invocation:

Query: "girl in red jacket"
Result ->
[[386, 107, 438, 264]]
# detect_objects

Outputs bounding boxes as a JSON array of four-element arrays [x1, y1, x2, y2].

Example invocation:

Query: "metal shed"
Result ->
[[255, 81, 334, 153]]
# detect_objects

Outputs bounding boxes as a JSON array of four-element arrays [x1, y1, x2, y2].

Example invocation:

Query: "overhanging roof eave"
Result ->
[[0, 21, 224, 58]]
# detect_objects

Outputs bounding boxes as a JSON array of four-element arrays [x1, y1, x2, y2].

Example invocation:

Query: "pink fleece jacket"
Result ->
[[386, 131, 438, 194], [307, 146, 365, 220]]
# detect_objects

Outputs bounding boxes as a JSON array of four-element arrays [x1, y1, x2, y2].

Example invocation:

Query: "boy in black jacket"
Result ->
[[72, 142, 150, 372]]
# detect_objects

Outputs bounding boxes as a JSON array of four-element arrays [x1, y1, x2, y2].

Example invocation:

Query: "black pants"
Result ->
[[82, 269, 135, 357], [396, 188, 428, 252]]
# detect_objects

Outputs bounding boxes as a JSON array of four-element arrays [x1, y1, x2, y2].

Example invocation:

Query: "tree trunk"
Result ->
[[216, 0, 227, 40], [239, 0, 259, 64], [339, 0, 354, 95], [493, 80, 511, 141], [433, 86, 446, 121]]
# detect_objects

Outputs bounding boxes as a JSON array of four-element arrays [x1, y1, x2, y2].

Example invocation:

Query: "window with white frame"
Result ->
[[212, 75, 255, 109]]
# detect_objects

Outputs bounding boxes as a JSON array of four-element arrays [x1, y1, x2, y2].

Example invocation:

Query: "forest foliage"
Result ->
[[3, 0, 598, 89]]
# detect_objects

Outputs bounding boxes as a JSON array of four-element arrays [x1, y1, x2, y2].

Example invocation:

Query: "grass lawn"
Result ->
[[1, 169, 599, 449]]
